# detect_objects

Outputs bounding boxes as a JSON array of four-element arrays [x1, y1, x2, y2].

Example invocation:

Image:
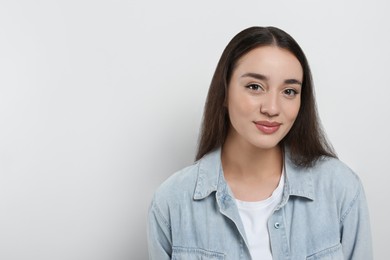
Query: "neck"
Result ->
[[221, 132, 283, 180], [221, 130, 284, 201]]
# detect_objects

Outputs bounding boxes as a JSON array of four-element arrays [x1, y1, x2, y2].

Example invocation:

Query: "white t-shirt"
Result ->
[[235, 172, 285, 260]]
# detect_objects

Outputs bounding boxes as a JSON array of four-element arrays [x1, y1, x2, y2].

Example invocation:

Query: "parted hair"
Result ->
[[195, 26, 336, 167]]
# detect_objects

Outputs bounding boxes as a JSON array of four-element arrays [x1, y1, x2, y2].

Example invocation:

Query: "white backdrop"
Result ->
[[0, 1, 389, 259]]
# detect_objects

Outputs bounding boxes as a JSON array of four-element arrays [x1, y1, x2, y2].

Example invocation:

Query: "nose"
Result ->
[[260, 92, 280, 117]]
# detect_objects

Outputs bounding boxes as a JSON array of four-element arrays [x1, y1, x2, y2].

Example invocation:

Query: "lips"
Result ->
[[254, 121, 281, 134]]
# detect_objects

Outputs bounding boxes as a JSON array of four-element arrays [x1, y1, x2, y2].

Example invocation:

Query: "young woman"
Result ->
[[147, 26, 372, 260]]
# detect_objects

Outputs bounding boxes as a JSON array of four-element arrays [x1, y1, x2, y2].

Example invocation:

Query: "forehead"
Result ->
[[233, 46, 303, 79]]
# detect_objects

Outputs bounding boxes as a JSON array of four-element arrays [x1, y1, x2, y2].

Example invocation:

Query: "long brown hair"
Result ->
[[196, 26, 336, 167]]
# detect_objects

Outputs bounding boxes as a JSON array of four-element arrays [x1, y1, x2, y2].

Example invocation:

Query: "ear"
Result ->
[[223, 87, 229, 107], [223, 98, 228, 107]]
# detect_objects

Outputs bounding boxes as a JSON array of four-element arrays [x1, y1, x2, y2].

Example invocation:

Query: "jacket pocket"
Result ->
[[172, 246, 225, 260], [307, 243, 343, 260]]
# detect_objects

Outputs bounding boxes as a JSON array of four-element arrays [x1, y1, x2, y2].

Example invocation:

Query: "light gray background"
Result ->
[[0, 1, 388, 259]]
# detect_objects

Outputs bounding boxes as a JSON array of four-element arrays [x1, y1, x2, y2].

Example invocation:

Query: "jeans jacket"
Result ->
[[147, 148, 373, 259]]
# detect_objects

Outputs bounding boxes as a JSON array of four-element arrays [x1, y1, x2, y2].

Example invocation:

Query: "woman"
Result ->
[[147, 26, 372, 259]]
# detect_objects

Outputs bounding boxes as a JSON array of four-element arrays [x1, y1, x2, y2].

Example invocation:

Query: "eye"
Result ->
[[246, 83, 263, 92], [283, 88, 299, 97]]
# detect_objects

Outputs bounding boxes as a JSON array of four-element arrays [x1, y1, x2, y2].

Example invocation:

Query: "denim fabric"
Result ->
[[147, 148, 373, 260]]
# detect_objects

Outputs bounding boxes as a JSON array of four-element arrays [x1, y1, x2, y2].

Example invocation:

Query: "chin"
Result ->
[[250, 141, 280, 150], [255, 132, 289, 147]]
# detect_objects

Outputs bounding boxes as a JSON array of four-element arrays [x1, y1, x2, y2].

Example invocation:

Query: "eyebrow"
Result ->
[[241, 72, 302, 86]]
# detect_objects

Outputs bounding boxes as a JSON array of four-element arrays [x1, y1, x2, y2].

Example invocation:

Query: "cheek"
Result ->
[[287, 100, 301, 121], [230, 92, 259, 115]]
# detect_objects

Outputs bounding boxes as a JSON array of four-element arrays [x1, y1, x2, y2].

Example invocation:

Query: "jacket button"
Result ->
[[274, 223, 280, 229]]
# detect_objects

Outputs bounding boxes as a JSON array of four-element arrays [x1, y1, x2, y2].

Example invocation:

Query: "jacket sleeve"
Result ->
[[147, 198, 172, 260], [340, 179, 373, 260]]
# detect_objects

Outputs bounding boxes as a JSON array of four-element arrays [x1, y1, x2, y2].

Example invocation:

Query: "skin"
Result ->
[[221, 46, 303, 201]]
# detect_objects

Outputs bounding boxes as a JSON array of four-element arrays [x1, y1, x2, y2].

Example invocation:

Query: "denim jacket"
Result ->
[[147, 148, 372, 259]]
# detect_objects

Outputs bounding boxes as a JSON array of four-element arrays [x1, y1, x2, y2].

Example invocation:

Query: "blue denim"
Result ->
[[147, 148, 373, 259]]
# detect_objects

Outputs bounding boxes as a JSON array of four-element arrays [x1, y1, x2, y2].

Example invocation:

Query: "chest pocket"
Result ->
[[306, 244, 343, 260], [172, 247, 225, 260]]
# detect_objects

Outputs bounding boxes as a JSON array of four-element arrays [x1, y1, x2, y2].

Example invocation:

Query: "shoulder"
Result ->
[[311, 157, 361, 187], [151, 148, 222, 206], [309, 157, 364, 210], [150, 162, 200, 211]]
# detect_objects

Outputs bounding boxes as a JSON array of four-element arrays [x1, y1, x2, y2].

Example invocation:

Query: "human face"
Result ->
[[226, 46, 303, 150]]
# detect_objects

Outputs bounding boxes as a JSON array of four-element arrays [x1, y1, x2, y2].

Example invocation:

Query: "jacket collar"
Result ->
[[193, 147, 315, 201], [193, 148, 223, 200]]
